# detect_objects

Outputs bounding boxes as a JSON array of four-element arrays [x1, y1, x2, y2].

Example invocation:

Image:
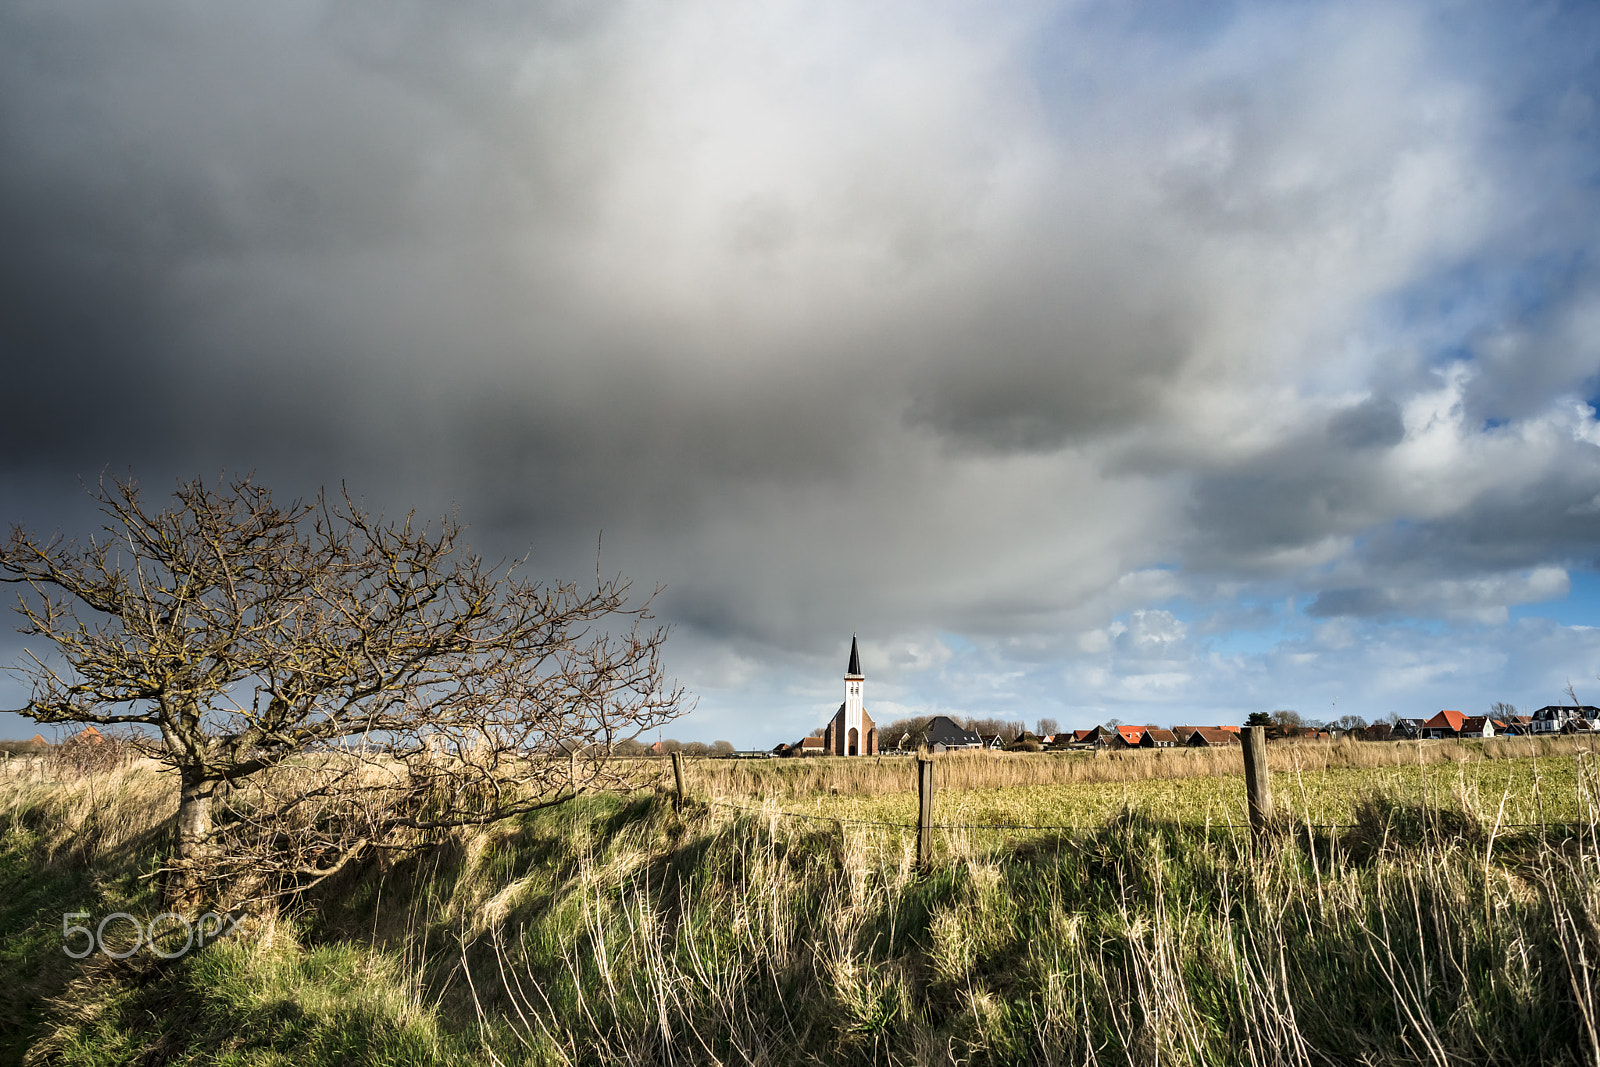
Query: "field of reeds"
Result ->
[[686, 737, 1600, 842], [686, 734, 1596, 798], [2, 743, 1598, 1064]]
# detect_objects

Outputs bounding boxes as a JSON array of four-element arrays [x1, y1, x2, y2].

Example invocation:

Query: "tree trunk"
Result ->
[[170, 770, 214, 905]]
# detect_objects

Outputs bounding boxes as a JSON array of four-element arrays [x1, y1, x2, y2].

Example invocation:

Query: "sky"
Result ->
[[4, 0, 1600, 746]]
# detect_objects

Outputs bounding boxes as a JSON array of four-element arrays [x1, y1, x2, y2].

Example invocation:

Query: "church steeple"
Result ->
[[846, 634, 862, 678]]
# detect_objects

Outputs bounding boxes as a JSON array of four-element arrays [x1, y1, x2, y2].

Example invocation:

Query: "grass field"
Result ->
[[3, 740, 1599, 1064], [690, 737, 1599, 841]]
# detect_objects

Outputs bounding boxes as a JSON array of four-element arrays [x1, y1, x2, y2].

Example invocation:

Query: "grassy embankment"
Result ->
[[1, 742, 1598, 1065]]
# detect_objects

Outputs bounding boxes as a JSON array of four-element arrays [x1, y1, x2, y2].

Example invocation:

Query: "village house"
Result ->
[[1422, 709, 1466, 739], [1531, 705, 1600, 734], [1108, 725, 1146, 749], [1187, 727, 1241, 747], [924, 715, 983, 751], [775, 735, 826, 757], [1141, 727, 1180, 749], [1073, 727, 1110, 748]]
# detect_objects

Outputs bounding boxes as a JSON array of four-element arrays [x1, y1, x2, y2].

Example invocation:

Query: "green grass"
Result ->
[[23, 936, 464, 1066], [5, 755, 1600, 1064], [758, 752, 1593, 842]]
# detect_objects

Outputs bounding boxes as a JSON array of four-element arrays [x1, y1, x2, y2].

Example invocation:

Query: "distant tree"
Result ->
[[1336, 714, 1369, 732], [1104, 717, 1123, 728], [1036, 718, 1060, 737], [681, 741, 709, 757], [879, 715, 934, 750], [1244, 712, 1274, 730], [710, 740, 735, 756], [658, 739, 682, 755], [1008, 720, 1025, 740], [807, 725, 826, 738], [966, 716, 1013, 741], [613, 738, 647, 757], [1266, 709, 1304, 739], [1490, 702, 1517, 719]]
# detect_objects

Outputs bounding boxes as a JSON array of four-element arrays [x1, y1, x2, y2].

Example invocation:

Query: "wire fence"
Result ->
[[703, 798, 1591, 836], [707, 797, 1355, 833]]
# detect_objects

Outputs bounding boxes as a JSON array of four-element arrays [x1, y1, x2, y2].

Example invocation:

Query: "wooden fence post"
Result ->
[[917, 756, 935, 871], [671, 750, 686, 808], [1243, 725, 1273, 834]]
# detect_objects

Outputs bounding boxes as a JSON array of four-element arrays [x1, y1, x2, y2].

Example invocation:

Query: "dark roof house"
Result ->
[[925, 716, 982, 750], [1187, 727, 1241, 747], [1532, 705, 1600, 734]]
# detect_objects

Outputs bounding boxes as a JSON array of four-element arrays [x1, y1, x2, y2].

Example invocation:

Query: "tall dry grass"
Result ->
[[9, 747, 1600, 1064], [686, 734, 1597, 798], [0, 757, 174, 866], [449, 764, 1600, 1065]]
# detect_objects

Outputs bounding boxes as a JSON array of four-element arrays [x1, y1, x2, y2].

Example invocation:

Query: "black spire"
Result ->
[[847, 634, 862, 676]]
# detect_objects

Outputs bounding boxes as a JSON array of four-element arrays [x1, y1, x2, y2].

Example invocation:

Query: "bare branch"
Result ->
[[1, 474, 692, 905]]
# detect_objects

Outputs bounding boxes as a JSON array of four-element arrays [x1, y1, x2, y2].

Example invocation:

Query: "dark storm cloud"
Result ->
[[5, 0, 1600, 741], [1327, 398, 1405, 450]]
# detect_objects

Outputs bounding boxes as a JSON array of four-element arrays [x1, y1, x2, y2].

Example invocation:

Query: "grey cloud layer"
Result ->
[[4, 0, 1600, 735]]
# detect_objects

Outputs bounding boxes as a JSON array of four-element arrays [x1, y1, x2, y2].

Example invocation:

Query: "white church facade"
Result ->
[[822, 635, 878, 756]]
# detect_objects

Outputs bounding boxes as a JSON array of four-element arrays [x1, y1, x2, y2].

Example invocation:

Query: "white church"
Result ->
[[821, 635, 878, 756]]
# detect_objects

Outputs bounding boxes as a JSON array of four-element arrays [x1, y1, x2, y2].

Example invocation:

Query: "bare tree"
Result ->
[[1035, 718, 1060, 738], [1, 475, 688, 903], [878, 715, 933, 750], [1269, 709, 1304, 738]]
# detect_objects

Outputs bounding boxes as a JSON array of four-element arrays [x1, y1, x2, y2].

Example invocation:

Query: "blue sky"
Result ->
[[3, 0, 1600, 745]]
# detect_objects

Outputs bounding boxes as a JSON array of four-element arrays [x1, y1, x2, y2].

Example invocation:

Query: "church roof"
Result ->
[[846, 635, 862, 676]]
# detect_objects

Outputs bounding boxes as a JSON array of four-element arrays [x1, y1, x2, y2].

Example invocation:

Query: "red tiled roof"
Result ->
[[1114, 725, 1145, 743], [1424, 709, 1465, 732]]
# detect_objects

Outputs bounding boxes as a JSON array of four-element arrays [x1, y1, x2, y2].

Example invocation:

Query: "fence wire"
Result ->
[[705, 798, 1591, 836]]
